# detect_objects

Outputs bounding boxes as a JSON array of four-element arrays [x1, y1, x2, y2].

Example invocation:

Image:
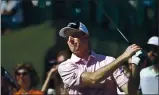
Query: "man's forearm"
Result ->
[[122, 63, 140, 95], [81, 44, 140, 86], [91, 55, 127, 83], [41, 74, 52, 92], [129, 64, 140, 91]]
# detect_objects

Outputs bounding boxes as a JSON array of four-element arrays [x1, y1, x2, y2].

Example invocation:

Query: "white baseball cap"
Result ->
[[147, 36, 159, 46], [59, 22, 89, 38]]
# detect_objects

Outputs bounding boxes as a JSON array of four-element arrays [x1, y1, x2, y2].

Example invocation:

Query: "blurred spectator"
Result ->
[[1, 0, 23, 35], [31, 0, 39, 7], [42, 67, 69, 95], [44, 45, 71, 73], [21, 0, 41, 26], [13, 63, 44, 95], [118, 36, 159, 94], [140, 36, 159, 94], [41, 66, 58, 95], [1, 67, 17, 95], [42, 50, 70, 94], [137, 36, 159, 69], [140, 62, 159, 94], [142, 0, 158, 37], [56, 49, 71, 64]]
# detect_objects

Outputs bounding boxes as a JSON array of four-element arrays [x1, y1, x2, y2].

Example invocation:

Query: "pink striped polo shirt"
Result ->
[[58, 52, 128, 95]]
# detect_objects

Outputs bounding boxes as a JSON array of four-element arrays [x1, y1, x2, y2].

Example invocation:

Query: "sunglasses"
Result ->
[[16, 72, 29, 76]]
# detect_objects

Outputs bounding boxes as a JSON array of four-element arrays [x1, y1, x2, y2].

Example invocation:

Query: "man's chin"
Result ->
[[18, 81, 25, 86]]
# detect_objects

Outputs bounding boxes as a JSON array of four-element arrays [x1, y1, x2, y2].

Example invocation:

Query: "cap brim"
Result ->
[[59, 27, 82, 38]]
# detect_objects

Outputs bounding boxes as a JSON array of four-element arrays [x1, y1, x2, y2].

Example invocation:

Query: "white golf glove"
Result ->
[[135, 50, 143, 57], [131, 50, 143, 65], [131, 55, 141, 65]]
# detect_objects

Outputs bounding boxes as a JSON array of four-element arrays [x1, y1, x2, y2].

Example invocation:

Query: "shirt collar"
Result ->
[[148, 66, 159, 77], [70, 51, 96, 63], [71, 53, 81, 63]]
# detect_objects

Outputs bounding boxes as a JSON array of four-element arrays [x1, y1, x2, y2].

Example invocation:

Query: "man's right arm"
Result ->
[[81, 44, 141, 87], [81, 55, 127, 86], [58, 44, 141, 87], [58, 55, 127, 88]]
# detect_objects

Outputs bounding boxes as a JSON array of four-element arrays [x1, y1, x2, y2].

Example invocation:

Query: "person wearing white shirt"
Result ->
[[117, 36, 159, 95], [140, 36, 159, 94], [140, 65, 159, 94]]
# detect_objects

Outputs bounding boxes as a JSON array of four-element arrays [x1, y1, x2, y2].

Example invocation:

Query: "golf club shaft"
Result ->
[[94, 1, 131, 45]]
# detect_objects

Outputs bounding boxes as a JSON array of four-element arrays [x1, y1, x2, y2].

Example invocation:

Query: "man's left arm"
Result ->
[[120, 64, 140, 95], [113, 63, 140, 95]]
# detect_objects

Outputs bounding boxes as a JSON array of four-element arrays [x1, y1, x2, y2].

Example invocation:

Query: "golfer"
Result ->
[[58, 22, 141, 95]]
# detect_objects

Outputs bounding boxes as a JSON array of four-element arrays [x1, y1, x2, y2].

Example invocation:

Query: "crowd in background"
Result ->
[[1, 0, 47, 35], [1, 34, 158, 95], [1, 0, 158, 37], [1, 49, 71, 95]]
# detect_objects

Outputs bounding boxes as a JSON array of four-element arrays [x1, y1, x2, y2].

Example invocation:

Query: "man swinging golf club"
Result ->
[[58, 21, 141, 95]]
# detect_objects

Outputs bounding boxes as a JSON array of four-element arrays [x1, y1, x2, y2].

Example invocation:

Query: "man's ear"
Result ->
[[67, 36, 70, 43]]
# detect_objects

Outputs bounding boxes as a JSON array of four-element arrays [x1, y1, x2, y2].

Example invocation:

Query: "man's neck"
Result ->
[[153, 64, 159, 73], [74, 50, 90, 61]]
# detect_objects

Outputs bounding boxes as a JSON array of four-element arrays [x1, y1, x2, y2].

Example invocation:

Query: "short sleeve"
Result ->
[[113, 67, 129, 87], [58, 61, 84, 88]]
